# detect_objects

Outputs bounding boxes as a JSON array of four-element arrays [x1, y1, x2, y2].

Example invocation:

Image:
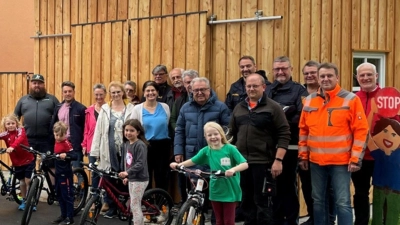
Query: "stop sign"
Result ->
[[375, 87, 400, 118]]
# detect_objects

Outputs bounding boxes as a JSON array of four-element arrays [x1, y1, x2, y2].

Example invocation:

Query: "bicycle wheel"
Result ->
[[73, 167, 89, 215], [21, 177, 40, 225], [142, 188, 174, 225], [175, 199, 204, 225], [79, 195, 101, 225], [11, 173, 22, 204]]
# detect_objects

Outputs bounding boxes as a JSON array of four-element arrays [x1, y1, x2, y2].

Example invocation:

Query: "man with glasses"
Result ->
[[266, 56, 307, 225], [124, 81, 140, 105], [166, 68, 185, 111], [225, 55, 270, 112], [142, 64, 171, 103], [229, 73, 291, 225]]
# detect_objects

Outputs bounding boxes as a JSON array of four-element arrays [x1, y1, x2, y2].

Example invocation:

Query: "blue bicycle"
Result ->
[[0, 148, 22, 205]]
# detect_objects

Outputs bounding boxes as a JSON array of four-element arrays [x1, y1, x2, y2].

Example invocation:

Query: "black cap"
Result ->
[[31, 74, 45, 82]]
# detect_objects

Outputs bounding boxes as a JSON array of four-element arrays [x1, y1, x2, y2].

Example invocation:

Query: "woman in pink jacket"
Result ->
[[81, 83, 107, 191]]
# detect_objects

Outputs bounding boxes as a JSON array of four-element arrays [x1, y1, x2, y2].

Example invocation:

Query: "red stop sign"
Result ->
[[375, 87, 400, 118]]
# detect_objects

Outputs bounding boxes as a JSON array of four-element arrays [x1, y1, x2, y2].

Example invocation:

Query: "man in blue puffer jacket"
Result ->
[[174, 77, 231, 163]]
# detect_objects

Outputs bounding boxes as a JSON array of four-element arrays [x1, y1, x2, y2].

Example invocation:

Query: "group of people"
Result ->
[[0, 54, 395, 225]]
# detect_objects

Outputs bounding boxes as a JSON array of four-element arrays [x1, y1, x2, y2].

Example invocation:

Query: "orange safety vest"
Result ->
[[298, 84, 368, 166]]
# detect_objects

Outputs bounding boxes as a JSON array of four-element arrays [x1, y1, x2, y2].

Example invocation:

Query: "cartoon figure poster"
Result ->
[[367, 87, 400, 225]]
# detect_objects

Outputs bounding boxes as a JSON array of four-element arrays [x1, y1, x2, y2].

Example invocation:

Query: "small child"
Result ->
[[0, 113, 35, 211], [51, 121, 77, 225], [170, 122, 248, 225], [118, 119, 149, 225]]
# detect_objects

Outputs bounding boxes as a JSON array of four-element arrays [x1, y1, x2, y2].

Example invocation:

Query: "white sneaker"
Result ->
[[156, 214, 166, 222]]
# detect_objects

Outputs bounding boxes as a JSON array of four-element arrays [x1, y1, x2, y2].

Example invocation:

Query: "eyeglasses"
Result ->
[[125, 89, 134, 92], [153, 73, 166, 77], [303, 71, 317, 76], [111, 91, 122, 95], [192, 88, 210, 94], [245, 84, 261, 89], [273, 67, 290, 72]]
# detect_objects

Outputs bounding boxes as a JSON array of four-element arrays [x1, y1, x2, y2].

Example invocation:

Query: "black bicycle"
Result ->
[[0, 148, 22, 204], [19, 144, 89, 225], [173, 165, 229, 225], [80, 162, 174, 225]]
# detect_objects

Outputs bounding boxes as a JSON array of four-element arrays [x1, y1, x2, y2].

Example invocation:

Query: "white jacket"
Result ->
[[90, 102, 134, 170]]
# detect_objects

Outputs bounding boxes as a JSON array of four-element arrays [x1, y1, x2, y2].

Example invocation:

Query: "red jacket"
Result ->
[[81, 105, 98, 154], [0, 127, 34, 166]]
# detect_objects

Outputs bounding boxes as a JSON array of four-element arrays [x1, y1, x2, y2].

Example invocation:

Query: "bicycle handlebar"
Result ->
[[174, 165, 234, 178], [81, 162, 120, 179], [19, 144, 70, 160], [0, 148, 7, 154]]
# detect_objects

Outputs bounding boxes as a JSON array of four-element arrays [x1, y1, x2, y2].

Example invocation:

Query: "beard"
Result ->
[[29, 87, 47, 99]]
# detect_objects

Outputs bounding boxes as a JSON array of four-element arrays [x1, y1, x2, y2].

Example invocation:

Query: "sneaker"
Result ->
[[156, 214, 166, 222], [18, 201, 26, 211], [58, 217, 74, 225], [33, 206, 37, 211], [52, 216, 65, 224], [103, 209, 117, 219]]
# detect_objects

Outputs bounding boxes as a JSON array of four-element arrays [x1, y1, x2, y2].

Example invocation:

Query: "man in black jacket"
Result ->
[[141, 64, 171, 103], [50, 81, 86, 168], [225, 55, 270, 112], [230, 73, 291, 225]]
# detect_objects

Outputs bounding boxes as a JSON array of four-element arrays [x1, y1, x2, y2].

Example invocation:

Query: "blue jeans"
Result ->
[[310, 163, 352, 225]]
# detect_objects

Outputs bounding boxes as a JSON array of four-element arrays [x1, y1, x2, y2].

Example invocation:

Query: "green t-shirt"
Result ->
[[191, 144, 247, 202]]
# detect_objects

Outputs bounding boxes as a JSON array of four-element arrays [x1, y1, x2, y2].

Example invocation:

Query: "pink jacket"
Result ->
[[81, 105, 98, 154]]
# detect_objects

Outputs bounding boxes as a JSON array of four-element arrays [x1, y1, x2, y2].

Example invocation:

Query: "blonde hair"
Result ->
[[108, 81, 127, 99], [1, 113, 21, 132], [203, 122, 228, 144], [53, 121, 68, 136]]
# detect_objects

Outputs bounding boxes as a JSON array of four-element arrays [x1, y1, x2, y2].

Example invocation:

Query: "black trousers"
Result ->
[[351, 159, 374, 225], [272, 150, 300, 225], [147, 139, 171, 191]]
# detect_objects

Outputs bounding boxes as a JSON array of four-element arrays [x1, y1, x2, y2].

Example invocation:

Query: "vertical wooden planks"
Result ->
[[386, 0, 394, 87], [331, 0, 341, 66], [129, 0, 139, 88], [63, 0, 71, 82], [341, 0, 352, 91], [111, 22, 123, 82], [161, 0, 174, 71], [88, 0, 98, 23], [173, 0, 186, 69], [91, 24, 102, 102], [377, 0, 387, 50], [393, 0, 400, 88], [287, 0, 301, 81], [39, 0, 47, 78], [108, 0, 117, 20], [273, 0, 286, 56], [54, 0, 63, 97], [138, 0, 151, 84], [81, 25, 93, 105], [369, 0, 378, 49], [47, 0, 56, 94], [258, 0, 274, 80], [241, 0, 257, 56], [320, 0, 332, 63], [213, 0, 227, 99], [149, 0, 162, 70], [102, 23, 112, 85], [122, 21, 129, 82], [79, 0, 88, 24], [98, 0, 108, 22], [198, 0, 212, 78], [299, 0, 311, 83], [310, 0, 321, 61], [117, 0, 128, 20], [359, 0, 369, 49], [74, 25, 83, 101], [186, 0, 200, 70], [7, 75, 16, 114], [225, 0, 241, 90], [34, 0, 40, 73]]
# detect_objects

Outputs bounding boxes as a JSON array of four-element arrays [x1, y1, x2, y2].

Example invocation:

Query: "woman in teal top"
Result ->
[[171, 121, 248, 225]]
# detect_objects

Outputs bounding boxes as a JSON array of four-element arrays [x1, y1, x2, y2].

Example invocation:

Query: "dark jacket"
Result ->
[[225, 70, 271, 112], [170, 92, 190, 130], [174, 90, 231, 159], [230, 93, 291, 164], [51, 99, 86, 153], [14, 93, 60, 140], [266, 80, 307, 146]]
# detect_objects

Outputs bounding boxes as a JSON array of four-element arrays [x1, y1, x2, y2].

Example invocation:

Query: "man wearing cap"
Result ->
[[15, 74, 60, 156]]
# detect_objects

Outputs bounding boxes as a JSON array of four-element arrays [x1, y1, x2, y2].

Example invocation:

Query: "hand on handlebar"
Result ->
[[225, 168, 236, 177], [59, 153, 67, 160]]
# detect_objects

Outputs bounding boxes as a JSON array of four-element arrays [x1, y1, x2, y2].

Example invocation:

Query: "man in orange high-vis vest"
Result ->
[[298, 63, 369, 225]]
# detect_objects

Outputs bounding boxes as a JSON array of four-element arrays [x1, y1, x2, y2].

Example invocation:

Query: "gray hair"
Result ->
[[152, 64, 168, 75], [302, 60, 320, 73], [93, 83, 107, 93], [273, 56, 291, 66], [182, 69, 199, 80], [191, 77, 210, 88], [356, 62, 377, 74], [124, 80, 137, 89]]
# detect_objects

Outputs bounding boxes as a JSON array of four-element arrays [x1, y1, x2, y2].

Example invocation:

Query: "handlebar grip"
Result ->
[[20, 144, 31, 151], [0, 148, 7, 154]]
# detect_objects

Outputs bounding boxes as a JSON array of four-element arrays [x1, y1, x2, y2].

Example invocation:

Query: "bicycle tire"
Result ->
[[21, 177, 40, 225], [11, 173, 22, 205], [142, 188, 174, 225], [79, 195, 101, 225], [73, 167, 89, 215], [175, 199, 204, 225]]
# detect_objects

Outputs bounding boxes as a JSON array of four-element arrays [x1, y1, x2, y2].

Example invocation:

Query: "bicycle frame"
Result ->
[[96, 176, 131, 217]]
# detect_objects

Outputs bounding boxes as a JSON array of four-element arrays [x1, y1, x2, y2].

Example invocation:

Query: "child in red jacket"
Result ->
[[0, 113, 35, 211]]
